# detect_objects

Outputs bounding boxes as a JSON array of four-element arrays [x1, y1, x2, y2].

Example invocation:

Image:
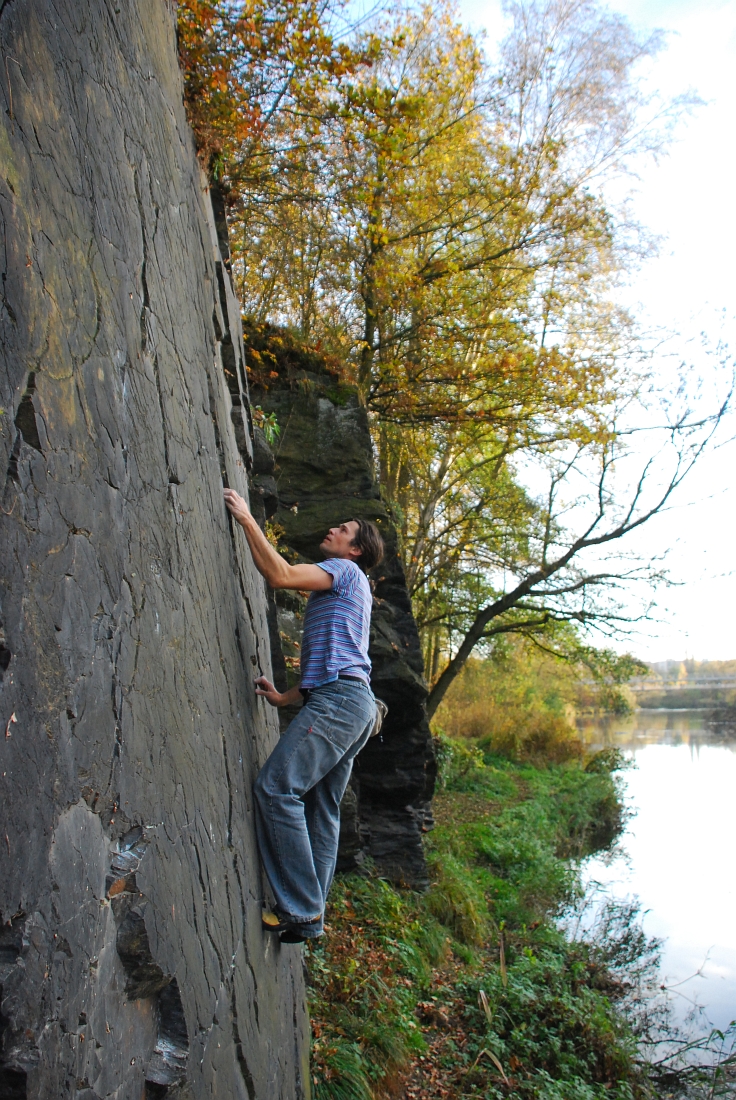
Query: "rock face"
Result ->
[[248, 331, 436, 889], [0, 4, 309, 1098]]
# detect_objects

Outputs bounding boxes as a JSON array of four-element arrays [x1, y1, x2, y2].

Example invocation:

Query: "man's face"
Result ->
[[320, 520, 361, 561]]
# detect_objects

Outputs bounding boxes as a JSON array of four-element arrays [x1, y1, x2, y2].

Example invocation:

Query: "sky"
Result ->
[[457, 0, 736, 663]]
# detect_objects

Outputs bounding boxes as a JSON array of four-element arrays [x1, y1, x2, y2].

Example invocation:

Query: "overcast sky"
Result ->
[[458, 0, 736, 663]]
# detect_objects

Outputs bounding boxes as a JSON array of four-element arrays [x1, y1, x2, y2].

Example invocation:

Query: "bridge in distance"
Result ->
[[629, 677, 736, 692]]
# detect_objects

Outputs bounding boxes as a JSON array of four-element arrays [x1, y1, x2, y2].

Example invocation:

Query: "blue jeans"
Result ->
[[254, 679, 376, 938]]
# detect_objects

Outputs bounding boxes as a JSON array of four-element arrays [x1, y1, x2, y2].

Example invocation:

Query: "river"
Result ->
[[577, 708, 736, 1031]]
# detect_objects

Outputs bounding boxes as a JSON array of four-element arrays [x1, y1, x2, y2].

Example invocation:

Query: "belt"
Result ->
[[300, 674, 368, 704]]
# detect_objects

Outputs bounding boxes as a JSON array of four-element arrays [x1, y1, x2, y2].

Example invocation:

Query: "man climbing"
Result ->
[[223, 487, 385, 944]]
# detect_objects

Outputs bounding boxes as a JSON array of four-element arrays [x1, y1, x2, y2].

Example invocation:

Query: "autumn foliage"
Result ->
[[177, 0, 367, 180], [176, 0, 709, 722]]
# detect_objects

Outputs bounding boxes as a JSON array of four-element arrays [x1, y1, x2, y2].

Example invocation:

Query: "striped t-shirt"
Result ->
[[299, 558, 372, 690]]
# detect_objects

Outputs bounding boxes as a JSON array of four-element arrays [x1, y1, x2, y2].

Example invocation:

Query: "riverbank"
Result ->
[[307, 740, 653, 1099]]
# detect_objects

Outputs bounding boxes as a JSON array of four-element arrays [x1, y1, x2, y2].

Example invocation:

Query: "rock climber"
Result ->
[[223, 487, 385, 944]]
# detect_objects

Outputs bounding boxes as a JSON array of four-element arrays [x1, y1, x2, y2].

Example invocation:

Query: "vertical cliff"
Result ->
[[0, 3, 309, 1098], [247, 330, 436, 889]]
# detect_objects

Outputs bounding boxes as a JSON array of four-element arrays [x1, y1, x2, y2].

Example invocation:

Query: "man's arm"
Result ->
[[255, 676, 303, 708], [223, 488, 332, 591]]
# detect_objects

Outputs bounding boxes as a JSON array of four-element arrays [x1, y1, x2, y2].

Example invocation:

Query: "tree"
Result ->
[[432, 636, 648, 758], [232, 0, 643, 429], [424, 386, 732, 718], [177, 0, 369, 183], [178, 0, 710, 711]]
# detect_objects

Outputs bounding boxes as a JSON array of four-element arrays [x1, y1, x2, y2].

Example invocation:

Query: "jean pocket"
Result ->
[[321, 696, 372, 752]]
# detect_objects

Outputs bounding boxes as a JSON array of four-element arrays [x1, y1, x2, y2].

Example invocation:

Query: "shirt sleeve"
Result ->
[[316, 558, 359, 597]]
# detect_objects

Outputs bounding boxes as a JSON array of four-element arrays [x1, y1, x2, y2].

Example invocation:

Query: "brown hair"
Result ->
[[347, 517, 385, 572]]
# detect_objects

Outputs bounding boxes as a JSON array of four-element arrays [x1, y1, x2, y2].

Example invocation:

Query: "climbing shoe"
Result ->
[[261, 910, 290, 933], [261, 910, 321, 942]]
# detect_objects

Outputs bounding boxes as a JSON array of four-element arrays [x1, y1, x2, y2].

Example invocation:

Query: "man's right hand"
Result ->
[[223, 488, 331, 592]]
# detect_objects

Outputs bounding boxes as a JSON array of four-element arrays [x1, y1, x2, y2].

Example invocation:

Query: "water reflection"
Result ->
[[579, 709, 736, 1031], [577, 706, 736, 751]]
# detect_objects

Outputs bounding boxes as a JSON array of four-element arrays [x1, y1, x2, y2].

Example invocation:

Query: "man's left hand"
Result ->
[[224, 488, 250, 525]]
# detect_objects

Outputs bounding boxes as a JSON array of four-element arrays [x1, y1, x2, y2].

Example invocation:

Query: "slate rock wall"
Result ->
[[248, 332, 436, 889], [0, 3, 309, 1098]]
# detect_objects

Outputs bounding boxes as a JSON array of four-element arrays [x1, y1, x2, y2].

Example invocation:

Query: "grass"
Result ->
[[307, 737, 648, 1100], [308, 737, 736, 1098]]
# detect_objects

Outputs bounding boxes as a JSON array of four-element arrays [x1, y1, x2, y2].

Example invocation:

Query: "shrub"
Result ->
[[425, 851, 491, 946]]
